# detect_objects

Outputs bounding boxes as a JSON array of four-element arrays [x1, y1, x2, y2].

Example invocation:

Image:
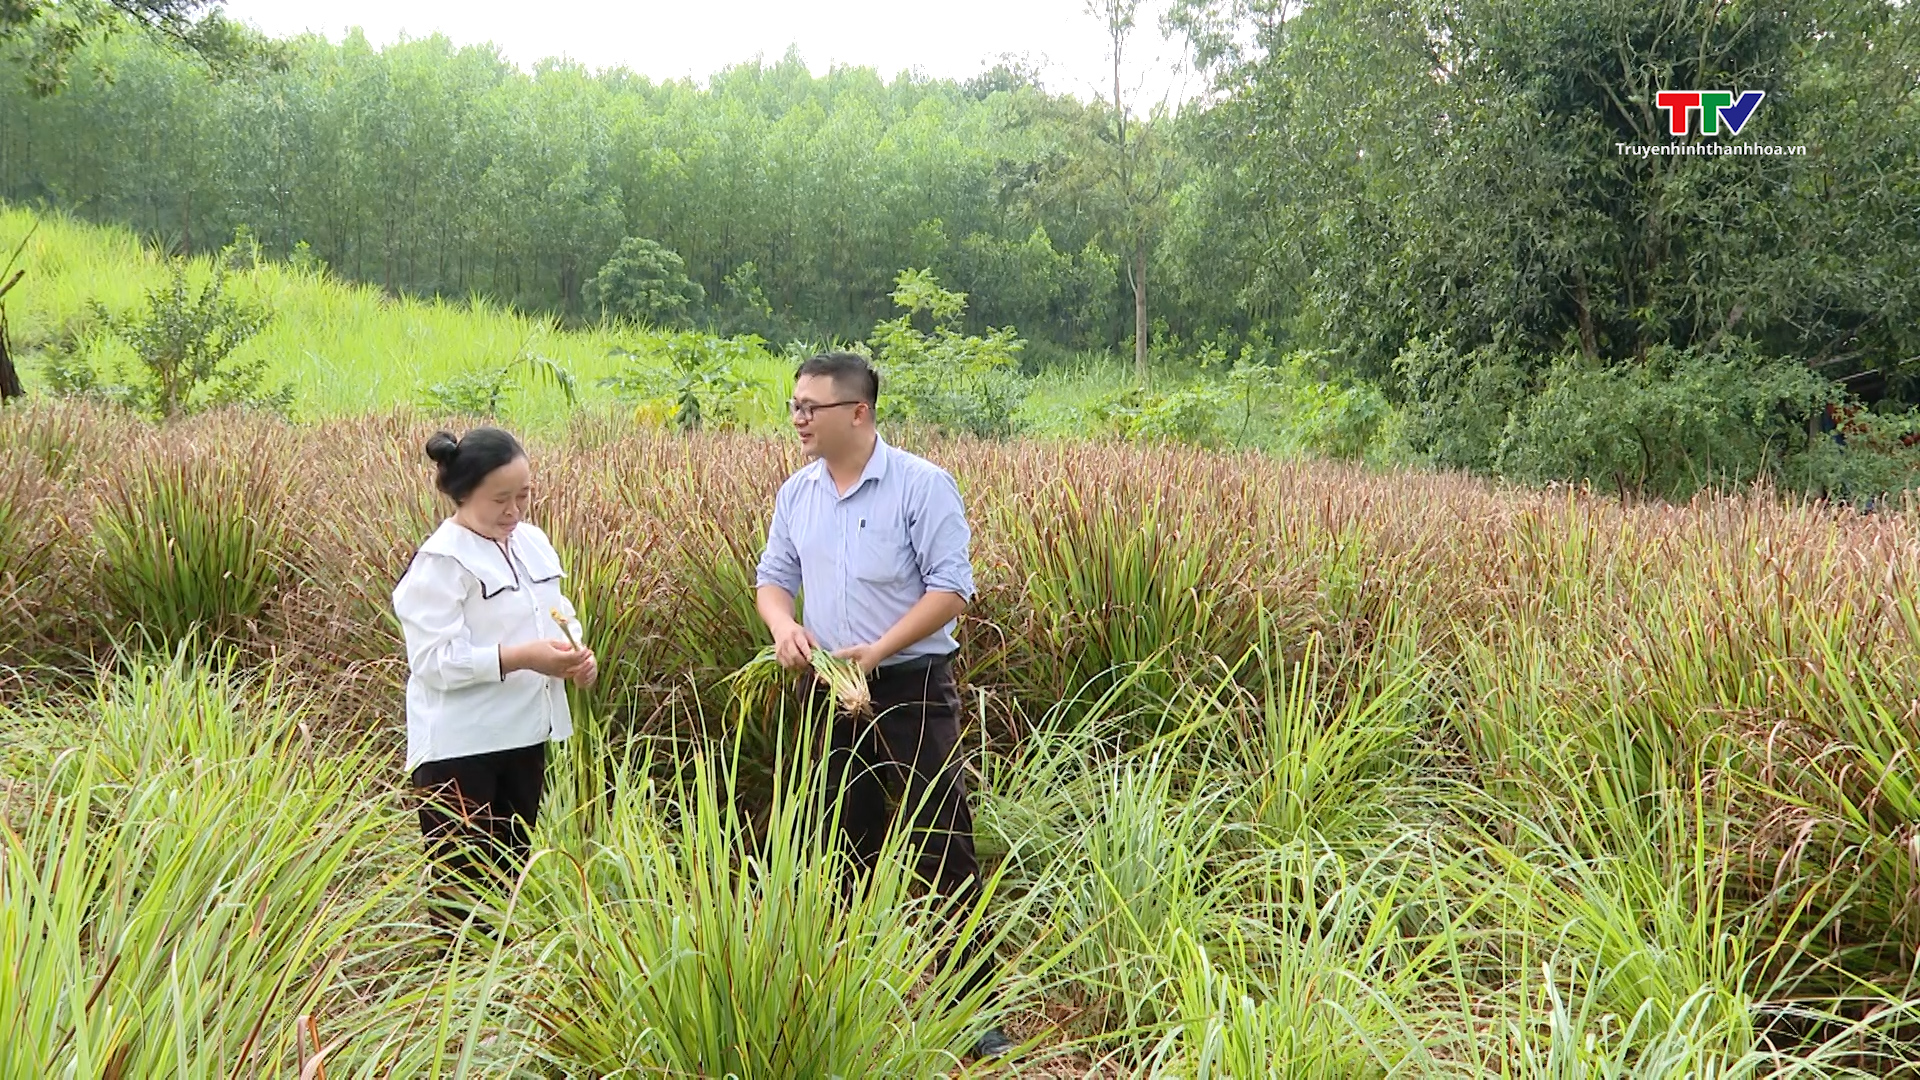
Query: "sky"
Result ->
[[218, 0, 1203, 106]]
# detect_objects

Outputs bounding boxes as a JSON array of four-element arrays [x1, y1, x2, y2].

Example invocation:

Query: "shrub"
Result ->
[[869, 268, 1027, 439], [1245, 353, 1396, 461], [1395, 336, 1845, 499], [78, 258, 291, 421], [1786, 403, 1920, 506], [418, 350, 579, 421], [1093, 381, 1233, 448], [1500, 342, 1836, 499], [599, 331, 770, 431], [1391, 336, 1532, 474]]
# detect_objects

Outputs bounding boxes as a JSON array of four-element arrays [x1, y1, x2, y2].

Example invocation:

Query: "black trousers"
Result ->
[[816, 654, 996, 1000], [411, 741, 546, 930]]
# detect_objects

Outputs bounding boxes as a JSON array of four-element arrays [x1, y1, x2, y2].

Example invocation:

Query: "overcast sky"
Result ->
[[219, 0, 1201, 106]]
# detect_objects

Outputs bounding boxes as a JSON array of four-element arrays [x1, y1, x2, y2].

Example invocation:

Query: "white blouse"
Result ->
[[391, 518, 580, 771]]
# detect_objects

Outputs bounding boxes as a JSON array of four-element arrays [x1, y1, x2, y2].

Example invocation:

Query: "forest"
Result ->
[[1, 0, 1917, 492]]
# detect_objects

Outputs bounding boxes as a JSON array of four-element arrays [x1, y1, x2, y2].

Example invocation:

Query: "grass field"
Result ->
[[0, 205, 1123, 437], [0, 204, 1397, 458], [6, 399, 1920, 1075], [0, 204, 802, 431]]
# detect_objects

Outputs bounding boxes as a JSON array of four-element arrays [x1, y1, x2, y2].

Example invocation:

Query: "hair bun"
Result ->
[[424, 431, 460, 465]]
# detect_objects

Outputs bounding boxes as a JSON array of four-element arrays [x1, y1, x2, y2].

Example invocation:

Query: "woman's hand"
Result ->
[[503, 639, 590, 679], [567, 650, 598, 689]]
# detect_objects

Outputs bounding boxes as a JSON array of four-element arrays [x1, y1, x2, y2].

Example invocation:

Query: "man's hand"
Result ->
[[829, 592, 965, 677], [831, 642, 885, 675], [757, 585, 816, 670], [774, 622, 819, 670]]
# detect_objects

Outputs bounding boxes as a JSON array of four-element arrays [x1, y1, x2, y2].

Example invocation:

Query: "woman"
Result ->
[[392, 426, 596, 930]]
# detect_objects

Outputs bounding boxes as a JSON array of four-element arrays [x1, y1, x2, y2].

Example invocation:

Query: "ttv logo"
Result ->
[[1656, 90, 1765, 136]]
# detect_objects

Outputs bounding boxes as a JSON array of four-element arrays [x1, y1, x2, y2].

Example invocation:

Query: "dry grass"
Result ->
[[7, 400, 1913, 729]]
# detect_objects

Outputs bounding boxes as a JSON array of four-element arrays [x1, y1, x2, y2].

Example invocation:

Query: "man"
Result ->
[[754, 350, 1013, 1061]]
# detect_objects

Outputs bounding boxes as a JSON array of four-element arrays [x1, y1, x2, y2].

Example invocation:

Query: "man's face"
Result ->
[[791, 373, 866, 459]]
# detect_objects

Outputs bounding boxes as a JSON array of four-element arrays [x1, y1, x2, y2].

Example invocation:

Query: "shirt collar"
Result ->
[[417, 518, 563, 594], [811, 432, 890, 497]]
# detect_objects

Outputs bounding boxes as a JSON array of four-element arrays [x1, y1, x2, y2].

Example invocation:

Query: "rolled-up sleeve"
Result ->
[[910, 471, 975, 601], [392, 554, 503, 689], [755, 485, 803, 595]]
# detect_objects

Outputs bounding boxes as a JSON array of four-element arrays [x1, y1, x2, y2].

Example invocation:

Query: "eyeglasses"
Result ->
[[788, 399, 862, 421]]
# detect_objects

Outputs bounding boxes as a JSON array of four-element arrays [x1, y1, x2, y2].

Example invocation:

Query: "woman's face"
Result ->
[[454, 456, 533, 540]]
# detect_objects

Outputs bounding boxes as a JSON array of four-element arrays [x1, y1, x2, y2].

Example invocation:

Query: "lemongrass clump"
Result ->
[[726, 644, 871, 718], [809, 649, 871, 716]]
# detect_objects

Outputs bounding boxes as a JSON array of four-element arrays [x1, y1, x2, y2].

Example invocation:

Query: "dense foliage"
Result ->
[[0, 33, 1142, 354], [2, 0, 1916, 497], [1175, 0, 1920, 495]]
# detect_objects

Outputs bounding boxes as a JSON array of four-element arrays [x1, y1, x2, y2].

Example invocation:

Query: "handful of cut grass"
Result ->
[[550, 608, 584, 649], [726, 644, 872, 717]]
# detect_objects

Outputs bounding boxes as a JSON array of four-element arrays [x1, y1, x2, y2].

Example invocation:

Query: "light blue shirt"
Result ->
[[755, 434, 975, 665]]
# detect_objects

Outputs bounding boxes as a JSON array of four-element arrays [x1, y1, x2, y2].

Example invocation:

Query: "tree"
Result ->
[[0, 222, 28, 400], [0, 33, 1182, 359], [1182, 0, 1919, 389], [1, 0, 248, 95], [1083, 0, 1182, 387], [419, 347, 579, 421], [584, 237, 706, 327]]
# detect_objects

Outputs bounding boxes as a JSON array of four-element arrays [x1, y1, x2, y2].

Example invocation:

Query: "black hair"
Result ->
[[424, 427, 526, 504], [794, 350, 879, 407]]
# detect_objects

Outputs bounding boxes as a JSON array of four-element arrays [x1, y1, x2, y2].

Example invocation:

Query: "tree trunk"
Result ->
[[0, 308, 23, 401], [1573, 269, 1598, 362], [1133, 242, 1149, 388], [1112, 8, 1143, 386]]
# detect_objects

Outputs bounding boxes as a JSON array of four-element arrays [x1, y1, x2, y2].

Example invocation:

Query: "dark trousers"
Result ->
[[816, 655, 995, 1001], [411, 741, 546, 931]]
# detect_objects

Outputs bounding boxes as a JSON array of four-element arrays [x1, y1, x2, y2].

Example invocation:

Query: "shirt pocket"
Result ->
[[854, 517, 916, 584]]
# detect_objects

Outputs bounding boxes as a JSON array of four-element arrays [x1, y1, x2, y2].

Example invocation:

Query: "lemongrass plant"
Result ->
[[0, 657, 444, 1078], [0, 451, 58, 663], [511, 710, 1028, 1076], [726, 642, 872, 719], [90, 437, 295, 653]]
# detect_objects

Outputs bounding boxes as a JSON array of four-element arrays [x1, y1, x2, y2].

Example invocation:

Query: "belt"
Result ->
[[867, 650, 958, 685]]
